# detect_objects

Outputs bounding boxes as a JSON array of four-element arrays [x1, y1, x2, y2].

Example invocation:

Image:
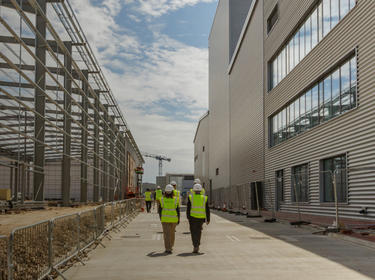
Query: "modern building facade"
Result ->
[[195, 0, 375, 223]]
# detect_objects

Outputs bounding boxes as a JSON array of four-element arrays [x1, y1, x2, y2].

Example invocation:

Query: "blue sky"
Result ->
[[71, 0, 218, 183]]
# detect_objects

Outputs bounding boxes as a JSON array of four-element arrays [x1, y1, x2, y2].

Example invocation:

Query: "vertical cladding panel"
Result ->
[[194, 114, 210, 189], [209, 0, 230, 190], [264, 0, 375, 219], [229, 0, 264, 186]]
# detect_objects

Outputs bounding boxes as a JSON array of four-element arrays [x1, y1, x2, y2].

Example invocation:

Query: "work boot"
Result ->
[[193, 246, 199, 253]]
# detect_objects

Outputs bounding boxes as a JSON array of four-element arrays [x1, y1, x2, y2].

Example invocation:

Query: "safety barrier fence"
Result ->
[[0, 198, 144, 280]]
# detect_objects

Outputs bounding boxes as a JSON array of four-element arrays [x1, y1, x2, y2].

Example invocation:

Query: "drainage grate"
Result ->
[[249, 236, 271, 240]]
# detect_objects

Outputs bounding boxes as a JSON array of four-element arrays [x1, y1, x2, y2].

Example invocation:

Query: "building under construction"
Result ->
[[0, 0, 144, 207]]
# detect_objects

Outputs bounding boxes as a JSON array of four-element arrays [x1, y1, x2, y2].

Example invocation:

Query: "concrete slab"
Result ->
[[63, 208, 375, 280]]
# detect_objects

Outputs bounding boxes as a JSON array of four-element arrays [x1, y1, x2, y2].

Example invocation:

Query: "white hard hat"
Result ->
[[170, 181, 177, 186], [157, 186, 161, 189], [194, 178, 201, 184], [193, 184, 202, 191], [165, 184, 174, 193]]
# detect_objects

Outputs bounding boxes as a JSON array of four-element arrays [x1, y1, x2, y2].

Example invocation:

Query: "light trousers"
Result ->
[[162, 222, 177, 251]]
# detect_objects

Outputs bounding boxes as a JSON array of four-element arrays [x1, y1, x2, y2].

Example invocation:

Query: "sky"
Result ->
[[70, 0, 218, 183]]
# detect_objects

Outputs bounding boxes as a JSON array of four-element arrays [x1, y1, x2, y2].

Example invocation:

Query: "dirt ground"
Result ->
[[0, 205, 98, 236]]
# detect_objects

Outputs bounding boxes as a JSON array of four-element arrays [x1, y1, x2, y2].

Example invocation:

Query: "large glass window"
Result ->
[[331, 0, 340, 28], [276, 170, 284, 202], [305, 89, 312, 129], [311, 9, 318, 48], [269, 55, 356, 147], [331, 69, 340, 116], [350, 56, 357, 108], [322, 155, 347, 202], [269, 0, 356, 91], [340, 61, 350, 112], [323, 0, 331, 36], [324, 75, 332, 121], [292, 164, 309, 203], [340, 0, 350, 19]]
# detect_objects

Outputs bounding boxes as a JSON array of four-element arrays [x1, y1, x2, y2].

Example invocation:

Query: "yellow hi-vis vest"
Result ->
[[155, 189, 162, 201], [160, 197, 178, 223], [145, 191, 152, 201], [189, 194, 207, 219], [173, 189, 180, 206]]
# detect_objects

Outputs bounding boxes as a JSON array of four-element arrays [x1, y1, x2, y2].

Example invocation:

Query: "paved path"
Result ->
[[64, 208, 375, 280]]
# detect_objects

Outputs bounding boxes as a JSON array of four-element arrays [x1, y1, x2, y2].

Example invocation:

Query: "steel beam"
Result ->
[[33, 0, 46, 201], [102, 105, 108, 202], [62, 41, 72, 206], [80, 70, 88, 203]]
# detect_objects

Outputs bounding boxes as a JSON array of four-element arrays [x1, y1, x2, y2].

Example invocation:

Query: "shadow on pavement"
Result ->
[[177, 252, 205, 257], [147, 251, 169, 257], [213, 210, 375, 279]]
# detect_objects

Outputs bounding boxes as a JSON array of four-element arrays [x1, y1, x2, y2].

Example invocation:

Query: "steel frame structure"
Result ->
[[0, 0, 144, 205]]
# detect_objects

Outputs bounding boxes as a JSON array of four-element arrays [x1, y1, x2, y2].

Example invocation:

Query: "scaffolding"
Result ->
[[0, 0, 144, 205]]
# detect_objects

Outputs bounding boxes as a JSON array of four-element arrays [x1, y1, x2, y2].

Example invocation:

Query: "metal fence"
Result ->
[[0, 198, 143, 280]]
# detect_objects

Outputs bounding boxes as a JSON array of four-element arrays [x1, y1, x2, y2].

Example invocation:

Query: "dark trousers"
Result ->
[[146, 201, 152, 213], [189, 219, 205, 247]]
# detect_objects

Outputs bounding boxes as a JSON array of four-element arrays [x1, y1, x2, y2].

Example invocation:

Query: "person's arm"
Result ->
[[177, 206, 180, 224], [158, 203, 162, 219], [206, 202, 210, 224], [187, 199, 191, 220]]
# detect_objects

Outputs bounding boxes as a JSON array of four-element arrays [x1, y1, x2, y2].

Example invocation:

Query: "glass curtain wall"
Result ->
[[269, 0, 356, 90], [270, 55, 356, 147]]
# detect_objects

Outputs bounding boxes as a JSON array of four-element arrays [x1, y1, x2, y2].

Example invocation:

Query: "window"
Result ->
[[321, 155, 347, 202], [276, 170, 284, 202], [292, 164, 309, 202], [268, 0, 356, 91], [269, 54, 357, 147], [267, 4, 278, 34], [216, 168, 219, 176], [202, 146, 205, 152]]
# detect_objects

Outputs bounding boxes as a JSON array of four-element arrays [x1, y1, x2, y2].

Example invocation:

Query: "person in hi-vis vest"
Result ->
[[187, 183, 210, 254], [190, 178, 205, 196], [145, 189, 152, 213], [154, 186, 162, 209], [158, 184, 180, 254], [170, 181, 181, 207]]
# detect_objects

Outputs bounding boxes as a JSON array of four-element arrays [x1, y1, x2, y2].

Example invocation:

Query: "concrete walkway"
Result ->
[[64, 208, 375, 280]]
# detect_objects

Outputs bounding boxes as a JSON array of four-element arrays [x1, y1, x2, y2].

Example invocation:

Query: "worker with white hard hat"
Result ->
[[190, 178, 205, 196], [155, 186, 162, 204], [158, 184, 180, 254], [170, 181, 181, 207], [187, 183, 210, 253]]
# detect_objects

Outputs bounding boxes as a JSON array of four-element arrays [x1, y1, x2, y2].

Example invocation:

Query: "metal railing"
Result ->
[[1, 198, 143, 280]]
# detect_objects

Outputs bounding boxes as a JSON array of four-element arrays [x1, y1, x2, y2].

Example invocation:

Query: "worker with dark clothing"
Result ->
[[187, 183, 210, 254], [158, 184, 180, 254], [145, 188, 152, 213]]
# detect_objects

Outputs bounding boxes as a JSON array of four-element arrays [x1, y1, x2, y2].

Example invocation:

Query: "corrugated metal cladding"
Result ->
[[229, 0, 264, 186], [208, 0, 231, 190], [264, 0, 375, 220], [194, 114, 210, 189]]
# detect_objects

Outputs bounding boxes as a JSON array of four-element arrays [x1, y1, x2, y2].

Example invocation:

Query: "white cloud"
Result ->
[[133, 0, 217, 17], [70, 0, 209, 183]]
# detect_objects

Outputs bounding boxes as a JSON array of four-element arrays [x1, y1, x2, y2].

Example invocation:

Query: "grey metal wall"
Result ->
[[208, 0, 231, 190], [263, 0, 375, 219], [194, 113, 210, 189], [229, 0, 264, 187]]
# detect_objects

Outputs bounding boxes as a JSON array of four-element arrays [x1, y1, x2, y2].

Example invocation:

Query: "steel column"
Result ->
[[62, 41, 72, 206], [109, 119, 115, 201], [93, 91, 100, 202], [80, 70, 88, 203], [33, 0, 47, 201]]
